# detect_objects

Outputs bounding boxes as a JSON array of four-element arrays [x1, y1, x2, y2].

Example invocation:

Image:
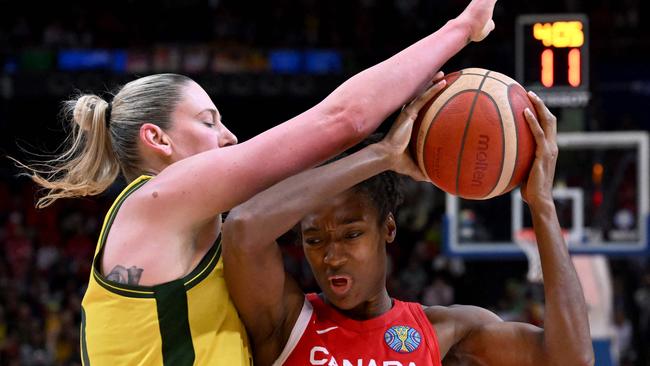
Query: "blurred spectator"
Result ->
[[496, 279, 527, 322], [634, 272, 650, 364], [398, 254, 429, 301], [422, 276, 454, 306]]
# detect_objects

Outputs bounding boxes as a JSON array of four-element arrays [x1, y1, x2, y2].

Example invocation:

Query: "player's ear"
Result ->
[[385, 213, 397, 244], [140, 123, 172, 157]]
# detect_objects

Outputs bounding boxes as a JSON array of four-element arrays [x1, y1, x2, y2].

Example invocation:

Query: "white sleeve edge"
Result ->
[[272, 296, 313, 366]]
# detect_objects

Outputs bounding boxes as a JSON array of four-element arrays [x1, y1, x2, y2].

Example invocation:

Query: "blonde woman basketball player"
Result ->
[[19, 1, 497, 364]]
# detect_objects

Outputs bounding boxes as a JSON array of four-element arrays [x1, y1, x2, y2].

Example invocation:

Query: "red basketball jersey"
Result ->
[[275, 293, 441, 366]]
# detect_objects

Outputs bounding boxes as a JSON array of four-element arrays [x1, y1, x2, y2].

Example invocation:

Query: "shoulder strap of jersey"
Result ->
[[93, 175, 152, 257], [406, 301, 442, 365], [273, 296, 312, 366]]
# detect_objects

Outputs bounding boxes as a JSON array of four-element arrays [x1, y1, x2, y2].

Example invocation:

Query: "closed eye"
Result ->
[[345, 231, 363, 239], [304, 237, 322, 245]]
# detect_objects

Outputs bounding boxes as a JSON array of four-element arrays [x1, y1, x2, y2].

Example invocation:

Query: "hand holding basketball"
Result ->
[[520, 92, 559, 208], [381, 74, 447, 183]]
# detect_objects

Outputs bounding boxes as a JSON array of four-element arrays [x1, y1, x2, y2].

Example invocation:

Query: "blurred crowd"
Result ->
[[0, 177, 110, 365], [0, 0, 647, 50], [0, 0, 648, 76]]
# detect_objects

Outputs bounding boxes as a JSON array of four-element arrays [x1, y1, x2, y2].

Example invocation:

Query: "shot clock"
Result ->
[[516, 14, 590, 107]]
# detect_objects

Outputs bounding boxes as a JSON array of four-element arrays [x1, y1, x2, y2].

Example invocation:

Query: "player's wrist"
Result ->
[[446, 17, 473, 43], [528, 197, 556, 217], [367, 142, 398, 171]]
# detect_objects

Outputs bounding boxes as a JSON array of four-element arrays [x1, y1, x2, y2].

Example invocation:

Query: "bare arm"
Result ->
[[222, 86, 442, 366], [433, 93, 593, 366], [519, 92, 593, 365], [138, 0, 497, 228]]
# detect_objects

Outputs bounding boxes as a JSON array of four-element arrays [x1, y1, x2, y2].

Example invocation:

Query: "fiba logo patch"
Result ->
[[384, 325, 421, 353]]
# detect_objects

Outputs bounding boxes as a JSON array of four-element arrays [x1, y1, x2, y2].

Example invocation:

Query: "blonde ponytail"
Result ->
[[13, 73, 191, 208], [15, 94, 120, 208]]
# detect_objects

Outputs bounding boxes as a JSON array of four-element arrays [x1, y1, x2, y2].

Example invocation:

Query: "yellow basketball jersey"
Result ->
[[80, 176, 251, 365]]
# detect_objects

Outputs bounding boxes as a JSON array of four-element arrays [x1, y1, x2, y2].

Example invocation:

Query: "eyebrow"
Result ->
[[195, 108, 219, 121], [303, 227, 320, 234], [302, 218, 364, 233], [341, 217, 363, 225]]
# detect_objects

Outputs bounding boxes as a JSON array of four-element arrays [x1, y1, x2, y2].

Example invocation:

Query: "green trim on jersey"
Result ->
[[155, 280, 195, 366], [81, 307, 90, 366]]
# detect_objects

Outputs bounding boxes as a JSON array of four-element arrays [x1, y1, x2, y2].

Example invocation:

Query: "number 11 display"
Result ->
[[516, 14, 590, 107]]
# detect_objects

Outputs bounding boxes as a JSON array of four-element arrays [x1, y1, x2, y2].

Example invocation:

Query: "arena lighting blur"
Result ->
[[516, 14, 590, 107], [55, 48, 342, 75], [58, 49, 127, 72], [268, 49, 342, 74]]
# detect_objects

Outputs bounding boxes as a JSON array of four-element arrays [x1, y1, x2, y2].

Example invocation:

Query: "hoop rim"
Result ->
[[514, 228, 571, 244]]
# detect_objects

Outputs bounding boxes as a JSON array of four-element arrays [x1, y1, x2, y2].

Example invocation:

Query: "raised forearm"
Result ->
[[192, 16, 473, 218], [227, 144, 392, 250], [253, 20, 471, 194], [532, 202, 594, 366], [324, 19, 471, 136]]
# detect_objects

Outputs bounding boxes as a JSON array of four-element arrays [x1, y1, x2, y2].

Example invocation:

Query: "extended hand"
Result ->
[[381, 72, 447, 182], [456, 0, 498, 42], [521, 91, 558, 209]]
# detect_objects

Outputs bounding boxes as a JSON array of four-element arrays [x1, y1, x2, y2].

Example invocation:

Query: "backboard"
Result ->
[[444, 131, 649, 257]]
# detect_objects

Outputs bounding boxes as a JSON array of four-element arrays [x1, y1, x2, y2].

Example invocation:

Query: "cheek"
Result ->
[[353, 241, 385, 274], [303, 249, 321, 269], [195, 130, 221, 149], [201, 137, 221, 151], [303, 248, 331, 280], [186, 131, 220, 153]]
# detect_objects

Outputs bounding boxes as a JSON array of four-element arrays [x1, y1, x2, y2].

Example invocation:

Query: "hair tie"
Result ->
[[105, 102, 112, 128]]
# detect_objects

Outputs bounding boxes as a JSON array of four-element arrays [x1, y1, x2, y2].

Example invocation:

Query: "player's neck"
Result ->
[[326, 288, 393, 320]]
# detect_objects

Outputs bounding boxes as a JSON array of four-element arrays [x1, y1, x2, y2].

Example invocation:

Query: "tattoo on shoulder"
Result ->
[[106, 265, 144, 285]]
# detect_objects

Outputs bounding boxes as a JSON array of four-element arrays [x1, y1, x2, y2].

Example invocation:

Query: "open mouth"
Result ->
[[328, 275, 352, 296]]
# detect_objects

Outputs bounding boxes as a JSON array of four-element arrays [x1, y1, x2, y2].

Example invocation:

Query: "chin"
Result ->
[[323, 291, 361, 311]]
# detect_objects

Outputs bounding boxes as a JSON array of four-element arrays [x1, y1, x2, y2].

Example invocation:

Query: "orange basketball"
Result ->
[[410, 68, 536, 200]]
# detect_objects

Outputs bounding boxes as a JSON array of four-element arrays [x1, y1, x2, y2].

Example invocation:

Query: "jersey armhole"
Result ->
[[412, 304, 443, 366], [272, 297, 313, 366]]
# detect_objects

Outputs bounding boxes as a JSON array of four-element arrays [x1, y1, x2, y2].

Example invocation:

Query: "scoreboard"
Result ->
[[516, 14, 590, 107]]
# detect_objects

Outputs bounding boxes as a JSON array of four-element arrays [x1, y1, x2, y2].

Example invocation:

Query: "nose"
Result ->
[[323, 242, 347, 268], [218, 123, 238, 147]]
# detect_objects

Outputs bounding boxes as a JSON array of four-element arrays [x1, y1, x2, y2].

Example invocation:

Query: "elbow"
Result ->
[[549, 347, 595, 366], [579, 349, 596, 366], [322, 98, 370, 147], [570, 356, 595, 366], [222, 208, 257, 255], [572, 339, 595, 366]]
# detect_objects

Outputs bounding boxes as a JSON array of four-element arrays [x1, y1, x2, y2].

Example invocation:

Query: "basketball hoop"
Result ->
[[514, 228, 570, 283]]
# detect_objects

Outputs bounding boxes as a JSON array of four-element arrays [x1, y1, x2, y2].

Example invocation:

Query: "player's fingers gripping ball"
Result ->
[[410, 68, 537, 200]]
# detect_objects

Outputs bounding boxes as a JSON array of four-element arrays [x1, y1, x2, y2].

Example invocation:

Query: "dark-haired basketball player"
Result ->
[[222, 87, 594, 365]]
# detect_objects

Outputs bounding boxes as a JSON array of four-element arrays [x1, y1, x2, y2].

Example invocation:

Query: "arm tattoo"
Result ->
[[106, 265, 144, 285]]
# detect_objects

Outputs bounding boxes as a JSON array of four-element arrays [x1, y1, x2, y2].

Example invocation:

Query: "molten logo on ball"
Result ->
[[472, 134, 489, 187]]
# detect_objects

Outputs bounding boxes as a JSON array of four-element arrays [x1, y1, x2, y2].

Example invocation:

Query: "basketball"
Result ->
[[410, 68, 536, 200]]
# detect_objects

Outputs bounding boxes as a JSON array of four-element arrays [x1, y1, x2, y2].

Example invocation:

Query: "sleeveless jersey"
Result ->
[[275, 293, 441, 366], [80, 176, 251, 366]]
